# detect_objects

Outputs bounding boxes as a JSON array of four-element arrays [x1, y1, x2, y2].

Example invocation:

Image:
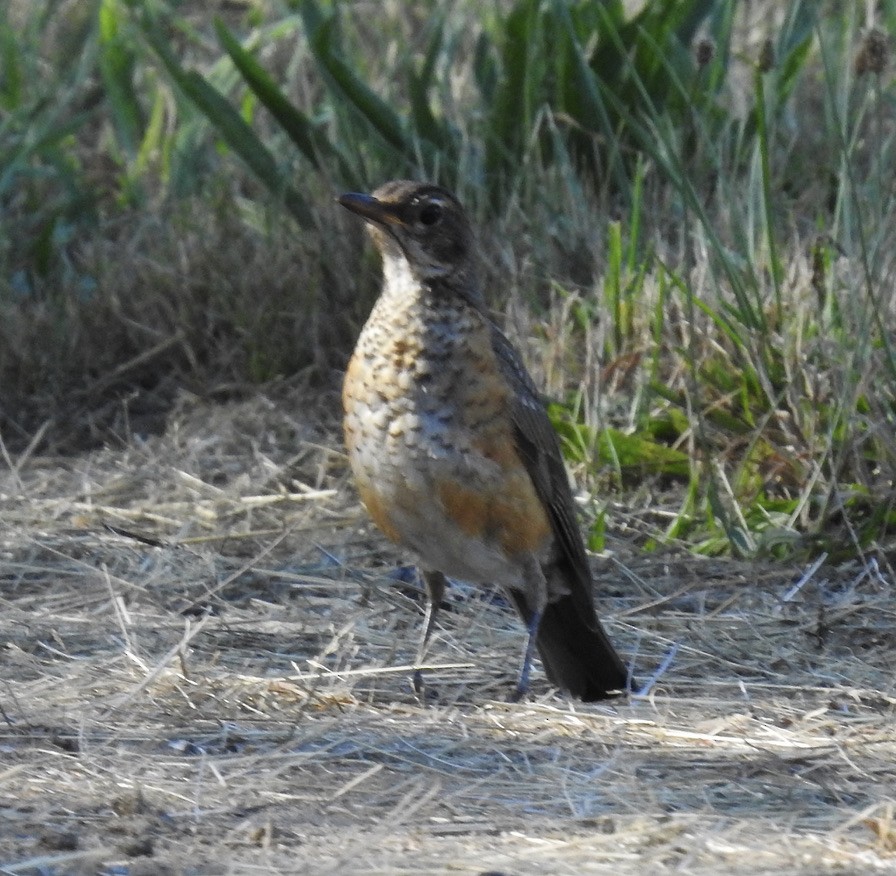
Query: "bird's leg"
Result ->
[[413, 569, 447, 695], [512, 557, 549, 702], [512, 609, 543, 702]]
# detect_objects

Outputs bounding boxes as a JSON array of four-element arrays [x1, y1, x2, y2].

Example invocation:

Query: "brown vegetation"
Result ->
[[3, 392, 894, 873]]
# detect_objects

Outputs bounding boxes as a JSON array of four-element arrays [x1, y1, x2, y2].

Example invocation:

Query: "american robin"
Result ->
[[339, 180, 631, 701]]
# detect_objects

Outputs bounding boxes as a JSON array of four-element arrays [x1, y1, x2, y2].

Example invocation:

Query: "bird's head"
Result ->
[[338, 180, 475, 283]]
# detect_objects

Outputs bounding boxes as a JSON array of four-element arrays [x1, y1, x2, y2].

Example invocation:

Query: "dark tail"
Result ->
[[537, 596, 631, 700], [511, 591, 631, 701]]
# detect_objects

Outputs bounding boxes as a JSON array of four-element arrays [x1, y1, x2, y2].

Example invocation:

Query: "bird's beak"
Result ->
[[337, 192, 405, 227]]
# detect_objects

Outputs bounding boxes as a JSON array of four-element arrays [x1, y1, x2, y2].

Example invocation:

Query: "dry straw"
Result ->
[[2, 391, 895, 873]]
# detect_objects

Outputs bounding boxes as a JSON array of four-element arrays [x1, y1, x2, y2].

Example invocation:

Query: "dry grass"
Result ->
[[2, 389, 896, 875]]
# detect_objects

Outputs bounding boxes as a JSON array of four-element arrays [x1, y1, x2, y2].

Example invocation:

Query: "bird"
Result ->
[[339, 180, 631, 701]]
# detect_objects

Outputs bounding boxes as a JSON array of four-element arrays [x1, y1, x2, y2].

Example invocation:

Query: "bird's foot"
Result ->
[[508, 683, 528, 704], [412, 668, 439, 704]]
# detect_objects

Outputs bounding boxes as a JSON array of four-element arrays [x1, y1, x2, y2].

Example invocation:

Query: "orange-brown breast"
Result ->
[[343, 289, 553, 580]]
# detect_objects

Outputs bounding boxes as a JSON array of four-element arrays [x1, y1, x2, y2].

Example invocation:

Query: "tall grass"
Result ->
[[2, 0, 894, 561]]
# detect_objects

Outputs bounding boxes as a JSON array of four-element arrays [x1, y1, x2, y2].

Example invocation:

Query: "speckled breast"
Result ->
[[342, 290, 552, 586]]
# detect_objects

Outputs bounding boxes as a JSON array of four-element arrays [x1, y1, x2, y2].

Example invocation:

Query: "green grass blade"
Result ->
[[605, 220, 623, 355], [214, 17, 360, 188], [134, 85, 165, 179], [406, 19, 457, 165], [485, 0, 541, 187], [301, 11, 428, 167], [137, 13, 312, 226], [549, 0, 629, 193], [752, 67, 783, 309], [98, 0, 144, 156], [0, 11, 24, 110]]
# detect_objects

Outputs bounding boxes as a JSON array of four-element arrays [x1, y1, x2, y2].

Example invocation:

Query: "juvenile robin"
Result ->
[[339, 180, 631, 701]]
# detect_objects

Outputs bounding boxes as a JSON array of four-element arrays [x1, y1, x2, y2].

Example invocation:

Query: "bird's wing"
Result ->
[[487, 321, 597, 622]]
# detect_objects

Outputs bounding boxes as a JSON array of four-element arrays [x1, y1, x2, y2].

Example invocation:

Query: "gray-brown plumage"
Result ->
[[339, 180, 630, 701]]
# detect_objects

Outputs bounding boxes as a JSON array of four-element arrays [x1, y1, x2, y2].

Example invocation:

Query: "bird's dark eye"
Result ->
[[418, 202, 443, 226]]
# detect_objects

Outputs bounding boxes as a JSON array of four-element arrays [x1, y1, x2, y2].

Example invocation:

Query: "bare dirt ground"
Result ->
[[2, 387, 895, 875]]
